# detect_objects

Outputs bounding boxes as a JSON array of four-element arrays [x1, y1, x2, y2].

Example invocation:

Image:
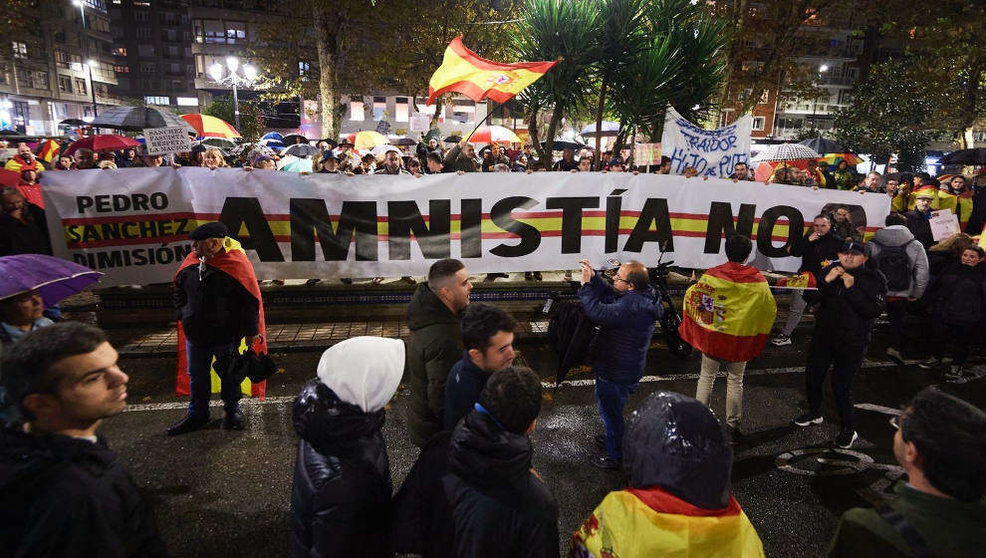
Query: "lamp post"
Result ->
[[72, 0, 98, 118], [811, 64, 829, 131], [208, 56, 257, 131]]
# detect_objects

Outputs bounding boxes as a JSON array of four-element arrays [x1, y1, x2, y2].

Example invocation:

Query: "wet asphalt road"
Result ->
[[102, 327, 986, 558]]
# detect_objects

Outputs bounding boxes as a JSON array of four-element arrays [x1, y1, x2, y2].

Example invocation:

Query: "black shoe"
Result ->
[[223, 409, 244, 430], [793, 412, 823, 427], [834, 428, 858, 449], [524, 272, 534, 281], [592, 455, 621, 470], [726, 426, 743, 446], [533, 271, 543, 281], [594, 433, 607, 450], [166, 414, 209, 436], [305, 278, 321, 286]]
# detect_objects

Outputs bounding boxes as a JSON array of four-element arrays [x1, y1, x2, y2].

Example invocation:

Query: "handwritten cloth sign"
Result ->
[[143, 126, 191, 155], [661, 107, 752, 178]]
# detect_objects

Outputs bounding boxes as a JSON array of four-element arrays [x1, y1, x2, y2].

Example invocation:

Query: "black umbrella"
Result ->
[[391, 137, 417, 146], [541, 140, 585, 151], [942, 148, 986, 165], [281, 134, 310, 145], [799, 137, 848, 154], [443, 135, 462, 143], [89, 106, 195, 132], [59, 118, 87, 127]]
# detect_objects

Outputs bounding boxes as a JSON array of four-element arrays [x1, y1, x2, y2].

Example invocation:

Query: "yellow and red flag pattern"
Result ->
[[679, 262, 777, 363], [571, 487, 765, 558], [427, 36, 558, 105], [37, 139, 62, 163], [776, 271, 817, 290]]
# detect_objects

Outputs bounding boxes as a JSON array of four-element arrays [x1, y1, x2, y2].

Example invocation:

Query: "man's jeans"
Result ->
[[695, 353, 748, 429], [186, 341, 240, 418], [780, 293, 808, 337], [595, 378, 638, 460]]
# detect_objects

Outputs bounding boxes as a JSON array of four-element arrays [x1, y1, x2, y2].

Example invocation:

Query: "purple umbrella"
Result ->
[[0, 254, 103, 306]]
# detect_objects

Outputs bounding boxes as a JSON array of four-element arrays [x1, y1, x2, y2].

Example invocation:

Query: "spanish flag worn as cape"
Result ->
[[937, 189, 974, 231], [679, 262, 777, 363], [426, 36, 558, 105], [174, 237, 267, 399], [570, 486, 765, 558]]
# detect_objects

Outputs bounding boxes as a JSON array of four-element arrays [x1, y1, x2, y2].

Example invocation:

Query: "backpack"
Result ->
[[874, 240, 915, 291]]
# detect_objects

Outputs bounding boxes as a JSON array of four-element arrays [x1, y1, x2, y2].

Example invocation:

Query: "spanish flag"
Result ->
[[679, 262, 777, 363], [174, 236, 267, 399], [938, 189, 974, 231], [570, 487, 765, 557], [426, 36, 558, 105]]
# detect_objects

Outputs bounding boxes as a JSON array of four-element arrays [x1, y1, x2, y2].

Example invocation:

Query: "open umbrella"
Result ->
[[798, 137, 862, 167], [282, 143, 321, 157], [59, 118, 87, 127], [466, 125, 522, 145], [371, 144, 402, 160], [282, 133, 310, 145], [90, 106, 195, 133], [260, 138, 284, 150], [798, 137, 845, 153], [389, 136, 417, 147], [819, 152, 864, 167], [942, 148, 986, 165], [346, 130, 389, 151], [752, 143, 820, 163], [541, 140, 585, 152], [0, 254, 103, 306], [199, 137, 238, 149], [181, 113, 240, 139], [579, 120, 620, 138], [63, 134, 140, 156], [276, 155, 314, 172], [262, 131, 283, 141], [443, 135, 462, 144]]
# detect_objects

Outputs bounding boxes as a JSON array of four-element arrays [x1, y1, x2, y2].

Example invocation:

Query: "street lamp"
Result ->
[[208, 56, 257, 131], [811, 64, 829, 131], [73, 0, 98, 118]]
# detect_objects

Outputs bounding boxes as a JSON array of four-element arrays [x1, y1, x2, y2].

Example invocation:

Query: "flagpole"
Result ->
[[465, 101, 499, 142]]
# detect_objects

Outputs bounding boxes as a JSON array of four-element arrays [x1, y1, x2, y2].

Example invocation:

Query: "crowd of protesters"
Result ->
[[1, 133, 985, 557]]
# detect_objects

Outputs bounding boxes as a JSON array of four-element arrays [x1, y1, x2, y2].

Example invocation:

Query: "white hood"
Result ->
[[316, 336, 405, 413]]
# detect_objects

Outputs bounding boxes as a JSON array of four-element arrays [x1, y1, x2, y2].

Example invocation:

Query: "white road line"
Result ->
[[854, 403, 902, 416], [124, 359, 908, 412]]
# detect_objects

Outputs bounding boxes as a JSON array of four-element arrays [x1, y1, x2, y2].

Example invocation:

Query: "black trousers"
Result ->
[[805, 338, 866, 430]]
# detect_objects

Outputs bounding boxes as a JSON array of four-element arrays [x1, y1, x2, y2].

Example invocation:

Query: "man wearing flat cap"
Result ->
[[793, 239, 886, 449], [169, 222, 266, 435]]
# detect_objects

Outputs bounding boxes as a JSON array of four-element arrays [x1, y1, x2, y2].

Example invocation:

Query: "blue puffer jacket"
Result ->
[[578, 273, 663, 384]]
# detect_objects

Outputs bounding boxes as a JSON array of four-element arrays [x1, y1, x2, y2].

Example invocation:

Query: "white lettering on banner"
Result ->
[[40, 168, 891, 286], [661, 107, 752, 178], [143, 126, 191, 155]]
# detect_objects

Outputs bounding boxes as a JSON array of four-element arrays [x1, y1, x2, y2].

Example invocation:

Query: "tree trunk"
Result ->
[[593, 75, 609, 170], [959, 58, 983, 149], [314, 5, 344, 139]]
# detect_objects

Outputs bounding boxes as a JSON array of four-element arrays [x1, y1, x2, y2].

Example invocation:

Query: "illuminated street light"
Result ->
[[208, 57, 258, 131]]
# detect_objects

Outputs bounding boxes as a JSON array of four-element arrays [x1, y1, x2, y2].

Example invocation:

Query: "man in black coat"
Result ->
[[0, 187, 51, 256], [406, 258, 472, 447], [0, 322, 167, 557], [170, 222, 260, 435], [394, 367, 558, 558], [794, 240, 887, 449], [905, 191, 936, 248]]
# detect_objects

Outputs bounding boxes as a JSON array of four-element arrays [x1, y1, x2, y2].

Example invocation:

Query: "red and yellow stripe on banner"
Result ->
[[679, 262, 777, 363], [59, 210, 882, 250], [427, 36, 558, 105], [571, 487, 765, 557]]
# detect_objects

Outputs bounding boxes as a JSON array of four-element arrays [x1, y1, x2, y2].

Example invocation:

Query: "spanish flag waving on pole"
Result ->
[[426, 36, 558, 105], [679, 262, 777, 363], [571, 487, 765, 557]]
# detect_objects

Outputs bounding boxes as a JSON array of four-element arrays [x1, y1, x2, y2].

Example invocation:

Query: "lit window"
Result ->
[[752, 116, 766, 131], [350, 100, 364, 121], [176, 97, 198, 106], [144, 96, 170, 105], [12, 42, 27, 59], [395, 97, 409, 122]]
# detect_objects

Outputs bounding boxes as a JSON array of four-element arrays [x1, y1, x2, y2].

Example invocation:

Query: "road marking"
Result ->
[[854, 403, 902, 416]]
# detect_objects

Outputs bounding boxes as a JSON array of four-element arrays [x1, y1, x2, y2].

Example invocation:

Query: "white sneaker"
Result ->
[[771, 334, 792, 346], [886, 347, 904, 364]]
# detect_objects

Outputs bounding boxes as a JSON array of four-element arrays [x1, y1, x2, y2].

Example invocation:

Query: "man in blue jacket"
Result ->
[[578, 258, 663, 469]]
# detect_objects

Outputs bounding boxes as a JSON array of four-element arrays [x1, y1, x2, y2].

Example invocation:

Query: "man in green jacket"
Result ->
[[406, 258, 473, 446], [828, 387, 986, 557]]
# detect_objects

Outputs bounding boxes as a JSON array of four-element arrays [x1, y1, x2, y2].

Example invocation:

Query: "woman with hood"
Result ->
[[571, 392, 764, 557], [289, 336, 405, 558]]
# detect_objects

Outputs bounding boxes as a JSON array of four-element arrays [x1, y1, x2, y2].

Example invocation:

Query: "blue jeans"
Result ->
[[186, 341, 240, 418], [595, 377, 638, 460]]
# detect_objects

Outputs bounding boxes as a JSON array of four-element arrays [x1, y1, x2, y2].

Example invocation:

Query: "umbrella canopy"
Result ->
[[579, 120, 620, 137], [37, 139, 61, 163], [942, 148, 986, 165], [90, 106, 195, 133], [443, 135, 462, 144], [230, 142, 276, 158], [181, 113, 240, 139], [281, 134, 310, 145], [798, 137, 846, 154], [819, 152, 864, 167], [346, 130, 389, 151], [259, 137, 284, 149], [542, 140, 585, 152], [0, 254, 103, 306], [262, 131, 284, 141], [389, 136, 417, 146], [64, 134, 140, 156], [752, 143, 820, 163], [276, 155, 314, 172], [371, 144, 402, 160], [282, 143, 321, 157], [59, 118, 87, 127], [199, 137, 238, 149], [466, 125, 522, 145]]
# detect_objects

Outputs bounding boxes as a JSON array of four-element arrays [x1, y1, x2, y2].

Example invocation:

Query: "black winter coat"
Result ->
[[790, 231, 843, 275], [392, 431, 454, 558], [810, 262, 887, 348], [290, 380, 393, 558], [578, 274, 663, 384], [443, 410, 559, 558], [927, 261, 986, 326], [406, 282, 462, 446], [173, 261, 259, 347], [0, 202, 52, 256], [0, 425, 167, 558], [905, 209, 935, 248]]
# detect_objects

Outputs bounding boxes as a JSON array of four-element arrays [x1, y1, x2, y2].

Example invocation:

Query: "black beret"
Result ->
[[189, 221, 228, 240]]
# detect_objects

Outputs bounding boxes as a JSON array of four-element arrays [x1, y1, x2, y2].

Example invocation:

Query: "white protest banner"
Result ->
[[930, 208, 961, 241], [661, 107, 752, 178], [41, 169, 890, 286], [143, 126, 191, 155], [409, 115, 431, 133]]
